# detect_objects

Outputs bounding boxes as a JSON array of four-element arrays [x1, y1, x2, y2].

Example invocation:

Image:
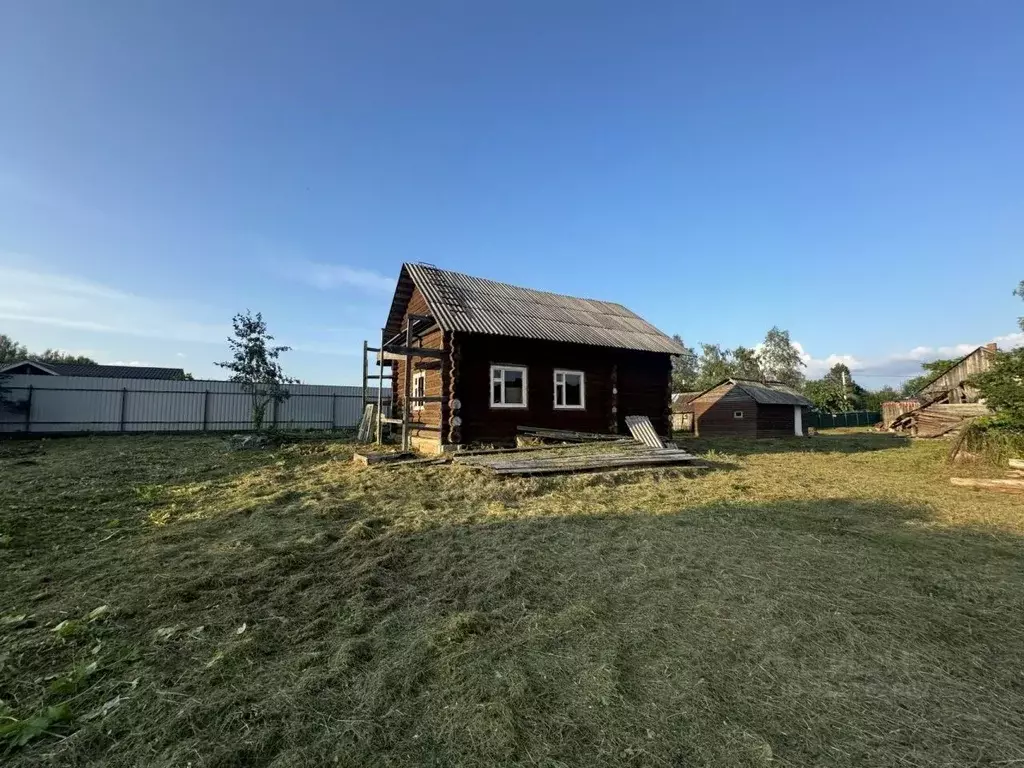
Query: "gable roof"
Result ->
[[0, 361, 186, 379], [384, 263, 686, 355], [696, 378, 813, 407]]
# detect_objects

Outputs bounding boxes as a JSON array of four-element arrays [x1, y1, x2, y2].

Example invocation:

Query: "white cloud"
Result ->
[[108, 360, 154, 367], [283, 261, 395, 294], [176, 352, 187, 358], [798, 332, 1024, 385], [0, 255, 229, 344]]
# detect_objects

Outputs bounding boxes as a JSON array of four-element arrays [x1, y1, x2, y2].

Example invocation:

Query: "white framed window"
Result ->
[[733, 410, 744, 419], [412, 371, 426, 411], [553, 369, 585, 409], [490, 365, 528, 408]]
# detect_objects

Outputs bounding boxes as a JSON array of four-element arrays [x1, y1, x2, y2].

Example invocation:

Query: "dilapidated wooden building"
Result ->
[[370, 264, 685, 452], [889, 344, 997, 437], [690, 379, 812, 438]]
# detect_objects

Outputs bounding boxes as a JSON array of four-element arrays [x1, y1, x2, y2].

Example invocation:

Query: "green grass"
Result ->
[[2, 433, 1023, 767]]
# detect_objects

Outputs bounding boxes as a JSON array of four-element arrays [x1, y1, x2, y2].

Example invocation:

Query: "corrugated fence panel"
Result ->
[[0, 375, 390, 434]]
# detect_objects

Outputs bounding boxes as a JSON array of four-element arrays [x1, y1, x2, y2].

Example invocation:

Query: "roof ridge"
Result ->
[[405, 262, 629, 311]]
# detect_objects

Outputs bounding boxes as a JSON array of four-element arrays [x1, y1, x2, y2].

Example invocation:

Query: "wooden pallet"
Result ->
[[624, 415, 665, 449]]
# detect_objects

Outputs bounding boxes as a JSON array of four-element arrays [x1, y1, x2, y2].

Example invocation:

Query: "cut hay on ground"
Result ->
[[2, 433, 1024, 766]]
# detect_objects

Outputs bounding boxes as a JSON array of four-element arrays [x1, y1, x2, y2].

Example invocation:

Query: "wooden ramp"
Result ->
[[625, 415, 665, 449], [454, 443, 699, 476]]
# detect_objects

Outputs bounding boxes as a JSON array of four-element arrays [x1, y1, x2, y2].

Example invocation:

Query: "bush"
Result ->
[[951, 416, 1024, 464]]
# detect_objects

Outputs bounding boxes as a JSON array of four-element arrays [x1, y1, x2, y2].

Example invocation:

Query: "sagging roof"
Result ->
[[0, 360, 186, 379], [696, 378, 813, 407], [384, 263, 686, 355]]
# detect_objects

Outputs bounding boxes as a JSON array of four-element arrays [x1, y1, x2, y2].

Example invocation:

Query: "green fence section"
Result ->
[[808, 410, 881, 429]]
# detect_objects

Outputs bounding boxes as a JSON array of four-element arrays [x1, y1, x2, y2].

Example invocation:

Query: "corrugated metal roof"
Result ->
[[386, 263, 685, 355], [731, 379, 813, 406], [0, 360, 186, 379]]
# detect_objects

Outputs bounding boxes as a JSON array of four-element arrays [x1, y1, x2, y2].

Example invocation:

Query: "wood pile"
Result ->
[[891, 402, 991, 438], [453, 443, 700, 476]]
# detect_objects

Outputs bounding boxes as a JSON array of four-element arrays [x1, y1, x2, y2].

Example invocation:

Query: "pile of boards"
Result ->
[[890, 402, 991, 438], [354, 417, 701, 476], [452, 442, 700, 476]]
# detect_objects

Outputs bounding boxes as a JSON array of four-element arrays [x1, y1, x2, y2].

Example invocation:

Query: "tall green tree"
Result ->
[[34, 349, 97, 365], [970, 280, 1024, 425], [670, 334, 698, 392], [732, 345, 762, 380], [0, 334, 28, 364], [757, 327, 805, 388], [0, 334, 97, 366], [1016, 280, 1024, 332], [804, 363, 865, 412], [694, 343, 735, 391], [215, 311, 297, 431], [862, 386, 902, 412]]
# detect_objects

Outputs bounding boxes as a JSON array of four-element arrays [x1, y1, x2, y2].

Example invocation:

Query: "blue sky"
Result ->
[[2, 1, 1022, 387]]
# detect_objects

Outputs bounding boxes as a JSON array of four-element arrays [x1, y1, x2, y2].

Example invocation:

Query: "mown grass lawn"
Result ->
[[2, 433, 1023, 767]]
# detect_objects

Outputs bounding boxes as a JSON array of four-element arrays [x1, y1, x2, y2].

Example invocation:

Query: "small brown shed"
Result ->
[[690, 379, 812, 438], [376, 263, 686, 452]]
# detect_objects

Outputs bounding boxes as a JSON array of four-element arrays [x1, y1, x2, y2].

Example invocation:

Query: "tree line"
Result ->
[[0, 335, 98, 366], [670, 326, 1001, 414]]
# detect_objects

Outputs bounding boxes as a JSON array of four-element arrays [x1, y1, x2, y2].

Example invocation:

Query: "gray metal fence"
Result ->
[[0, 374, 390, 434]]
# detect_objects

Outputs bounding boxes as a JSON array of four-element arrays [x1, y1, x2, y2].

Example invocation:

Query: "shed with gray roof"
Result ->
[[689, 378, 812, 438]]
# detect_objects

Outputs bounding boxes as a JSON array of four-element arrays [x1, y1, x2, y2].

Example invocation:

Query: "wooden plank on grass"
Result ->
[[625, 415, 665, 449], [353, 451, 416, 466], [950, 477, 1024, 494], [516, 426, 620, 442], [453, 440, 633, 458], [490, 452, 700, 476], [1009, 458, 1024, 470]]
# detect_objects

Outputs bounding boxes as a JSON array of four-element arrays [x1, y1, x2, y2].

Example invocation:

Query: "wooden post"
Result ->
[[401, 321, 413, 451], [202, 390, 210, 431], [609, 364, 618, 434], [361, 340, 368, 406], [119, 388, 128, 432], [24, 385, 33, 433], [376, 327, 385, 444]]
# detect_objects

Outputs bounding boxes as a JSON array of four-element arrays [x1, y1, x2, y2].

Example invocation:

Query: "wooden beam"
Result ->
[[950, 477, 1024, 495], [382, 346, 444, 360], [402, 322, 412, 451], [376, 327, 385, 444], [1009, 458, 1024, 470], [353, 451, 416, 466]]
